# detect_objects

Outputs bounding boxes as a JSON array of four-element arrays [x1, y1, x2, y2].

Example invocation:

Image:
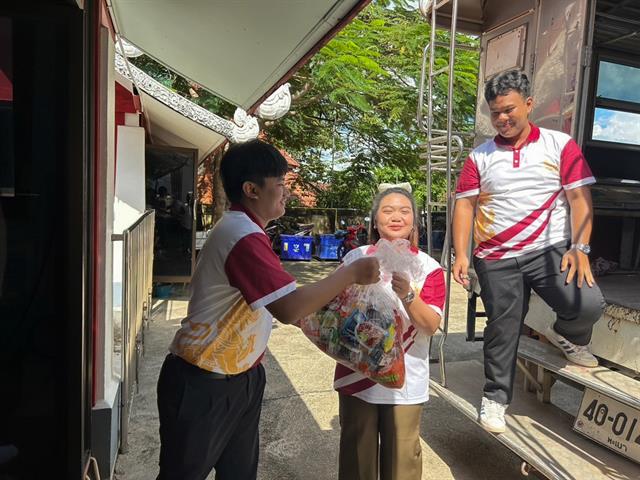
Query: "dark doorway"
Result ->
[[146, 145, 197, 282]]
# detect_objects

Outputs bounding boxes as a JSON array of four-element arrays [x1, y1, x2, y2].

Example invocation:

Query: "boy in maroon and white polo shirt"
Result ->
[[156, 140, 380, 480], [452, 70, 605, 434]]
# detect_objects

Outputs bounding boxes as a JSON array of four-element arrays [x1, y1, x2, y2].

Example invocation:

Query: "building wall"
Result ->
[[113, 124, 145, 309], [93, 30, 145, 479], [92, 27, 124, 480]]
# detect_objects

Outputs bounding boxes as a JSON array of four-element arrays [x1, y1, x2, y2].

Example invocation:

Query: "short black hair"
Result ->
[[484, 69, 531, 103], [220, 139, 289, 203]]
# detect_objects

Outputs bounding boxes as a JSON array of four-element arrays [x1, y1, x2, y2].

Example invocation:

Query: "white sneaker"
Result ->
[[479, 397, 507, 433], [544, 326, 598, 367]]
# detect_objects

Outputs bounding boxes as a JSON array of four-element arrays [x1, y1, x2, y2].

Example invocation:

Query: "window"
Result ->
[[592, 108, 640, 146], [597, 61, 640, 104], [591, 60, 640, 147]]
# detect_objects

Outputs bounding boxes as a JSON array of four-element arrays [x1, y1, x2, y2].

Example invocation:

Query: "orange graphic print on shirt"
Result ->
[[474, 191, 496, 244], [543, 159, 559, 174], [176, 298, 259, 374]]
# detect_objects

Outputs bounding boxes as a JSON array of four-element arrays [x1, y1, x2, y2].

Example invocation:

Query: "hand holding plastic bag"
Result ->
[[299, 239, 424, 388], [374, 238, 424, 284]]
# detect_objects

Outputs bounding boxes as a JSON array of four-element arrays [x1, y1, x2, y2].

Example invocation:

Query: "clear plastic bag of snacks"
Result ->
[[298, 239, 424, 388]]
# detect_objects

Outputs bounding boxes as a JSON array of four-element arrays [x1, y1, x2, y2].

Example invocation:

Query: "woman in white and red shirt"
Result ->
[[336, 185, 445, 480]]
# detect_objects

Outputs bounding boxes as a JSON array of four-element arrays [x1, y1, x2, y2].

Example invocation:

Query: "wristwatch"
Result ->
[[571, 243, 591, 255], [401, 290, 415, 305]]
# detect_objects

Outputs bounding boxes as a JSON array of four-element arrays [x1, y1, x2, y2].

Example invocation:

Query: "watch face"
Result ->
[[577, 244, 591, 254]]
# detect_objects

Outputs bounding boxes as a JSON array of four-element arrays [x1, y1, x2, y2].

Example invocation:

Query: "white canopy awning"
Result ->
[[109, 0, 369, 109]]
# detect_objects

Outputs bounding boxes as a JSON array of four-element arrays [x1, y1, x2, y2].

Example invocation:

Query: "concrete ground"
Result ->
[[114, 261, 525, 480]]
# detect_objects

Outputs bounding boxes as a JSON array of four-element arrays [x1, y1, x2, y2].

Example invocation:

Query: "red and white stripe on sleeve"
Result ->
[[455, 155, 481, 198], [560, 138, 596, 190], [419, 267, 445, 316], [225, 232, 296, 310]]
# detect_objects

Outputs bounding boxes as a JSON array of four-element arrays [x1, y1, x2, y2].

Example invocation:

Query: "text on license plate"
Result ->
[[574, 388, 640, 464]]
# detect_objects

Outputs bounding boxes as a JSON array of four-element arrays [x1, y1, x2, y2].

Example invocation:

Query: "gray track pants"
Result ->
[[473, 242, 605, 405]]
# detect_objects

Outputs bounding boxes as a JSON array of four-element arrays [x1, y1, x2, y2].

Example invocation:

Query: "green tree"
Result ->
[[129, 55, 237, 119], [265, 1, 479, 210]]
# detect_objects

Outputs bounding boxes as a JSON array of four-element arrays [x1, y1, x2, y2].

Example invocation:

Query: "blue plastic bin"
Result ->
[[280, 235, 313, 261], [316, 234, 343, 260]]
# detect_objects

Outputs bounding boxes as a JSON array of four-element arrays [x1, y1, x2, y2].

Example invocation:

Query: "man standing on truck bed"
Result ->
[[452, 69, 605, 434]]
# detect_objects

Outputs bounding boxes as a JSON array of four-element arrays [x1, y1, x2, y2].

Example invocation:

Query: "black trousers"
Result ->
[[473, 243, 605, 405], [156, 354, 266, 480]]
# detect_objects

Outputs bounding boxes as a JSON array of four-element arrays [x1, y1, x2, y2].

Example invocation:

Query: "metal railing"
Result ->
[[113, 209, 155, 453], [417, 0, 478, 387]]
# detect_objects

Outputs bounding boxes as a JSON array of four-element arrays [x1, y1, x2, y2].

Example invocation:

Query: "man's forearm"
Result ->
[[567, 187, 594, 245], [571, 204, 593, 245], [280, 269, 354, 322], [266, 266, 356, 324]]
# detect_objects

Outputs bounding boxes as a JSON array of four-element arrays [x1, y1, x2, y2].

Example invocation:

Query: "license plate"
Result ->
[[574, 388, 640, 464]]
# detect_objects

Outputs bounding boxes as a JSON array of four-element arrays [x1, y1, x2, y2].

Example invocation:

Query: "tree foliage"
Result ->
[[264, 1, 479, 210], [129, 55, 237, 119]]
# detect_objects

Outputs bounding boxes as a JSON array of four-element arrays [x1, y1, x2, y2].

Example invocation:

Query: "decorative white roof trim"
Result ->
[[115, 37, 143, 58], [257, 83, 292, 120], [230, 108, 261, 144], [115, 53, 259, 143]]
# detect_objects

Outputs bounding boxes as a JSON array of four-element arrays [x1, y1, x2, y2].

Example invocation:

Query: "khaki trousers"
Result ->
[[338, 394, 423, 480]]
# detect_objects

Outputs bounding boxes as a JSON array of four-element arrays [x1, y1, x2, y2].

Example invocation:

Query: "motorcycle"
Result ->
[[265, 220, 285, 254], [336, 224, 367, 261]]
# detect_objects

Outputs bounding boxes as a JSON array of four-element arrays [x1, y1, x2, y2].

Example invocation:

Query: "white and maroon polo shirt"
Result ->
[[456, 124, 595, 260], [333, 246, 445, 404], [169, 204, 296, 375]]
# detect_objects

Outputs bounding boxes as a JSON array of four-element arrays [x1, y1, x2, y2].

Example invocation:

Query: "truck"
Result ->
[[417, 0, 640, 478]]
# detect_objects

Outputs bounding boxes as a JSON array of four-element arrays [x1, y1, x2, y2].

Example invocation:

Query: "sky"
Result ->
[[592, 61, 640, 146], [592, 109, 640, 146], [597, 61, 640, 104]]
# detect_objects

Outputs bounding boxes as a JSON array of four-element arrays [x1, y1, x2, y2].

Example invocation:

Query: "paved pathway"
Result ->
[[115, 261, 525, 479]]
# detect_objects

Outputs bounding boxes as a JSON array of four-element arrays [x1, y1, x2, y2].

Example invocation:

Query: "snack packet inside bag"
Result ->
[[298, 239, 424, 388]]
